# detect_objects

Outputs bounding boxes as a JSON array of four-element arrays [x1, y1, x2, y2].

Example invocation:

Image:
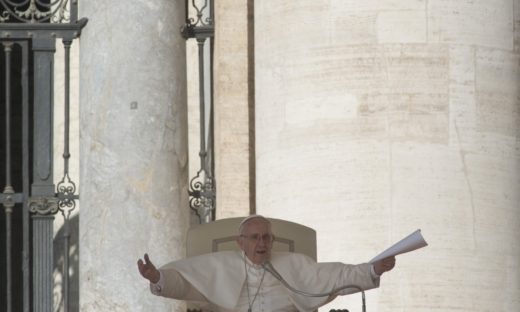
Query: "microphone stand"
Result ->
[[263, 261, 366, 312]]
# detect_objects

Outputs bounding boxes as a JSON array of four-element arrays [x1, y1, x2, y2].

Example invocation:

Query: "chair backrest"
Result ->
[[186, 217, 317, 260]]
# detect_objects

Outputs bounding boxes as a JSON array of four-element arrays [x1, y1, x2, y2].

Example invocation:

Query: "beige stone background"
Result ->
[[48, 0, 519, 311], [215, 0, 519, 311]]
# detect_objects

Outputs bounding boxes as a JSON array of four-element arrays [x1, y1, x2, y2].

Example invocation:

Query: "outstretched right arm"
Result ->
[[137, 253, 206, 302]]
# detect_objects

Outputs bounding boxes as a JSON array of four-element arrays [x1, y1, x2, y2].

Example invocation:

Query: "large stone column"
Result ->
[[256, 1, 519, 311], [79, 1, 189, 311]]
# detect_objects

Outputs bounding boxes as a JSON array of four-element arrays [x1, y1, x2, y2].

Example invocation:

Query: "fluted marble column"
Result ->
[[79, 1, 189, 311], [256, 1, 519, 311]]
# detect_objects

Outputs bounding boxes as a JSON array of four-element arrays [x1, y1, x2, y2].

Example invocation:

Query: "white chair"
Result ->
[[186, 217, 317, 260]]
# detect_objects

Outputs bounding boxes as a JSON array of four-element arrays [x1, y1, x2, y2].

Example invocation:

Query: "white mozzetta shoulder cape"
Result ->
[[158, 251, 379, 311]]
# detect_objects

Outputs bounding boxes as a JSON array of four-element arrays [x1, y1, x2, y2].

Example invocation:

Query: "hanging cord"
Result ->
[[263, 261, 366, 312]]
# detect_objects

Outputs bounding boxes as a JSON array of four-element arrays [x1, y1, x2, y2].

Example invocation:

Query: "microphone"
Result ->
[[262, 261, 366, 312]]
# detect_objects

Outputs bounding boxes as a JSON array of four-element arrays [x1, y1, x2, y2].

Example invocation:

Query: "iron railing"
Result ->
[[183, 0, 216, 224], [0, 1, 86, 311]]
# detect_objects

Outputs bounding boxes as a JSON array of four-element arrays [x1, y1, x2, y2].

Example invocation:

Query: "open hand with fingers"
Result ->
[[137, 253, 160, 284]]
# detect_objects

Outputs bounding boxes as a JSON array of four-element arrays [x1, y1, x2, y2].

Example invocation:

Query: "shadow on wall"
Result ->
[[53, 214, 79, 312]]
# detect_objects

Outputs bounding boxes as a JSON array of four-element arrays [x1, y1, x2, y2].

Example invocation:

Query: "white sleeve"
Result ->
[[150, 268, 207, 302], [334, 263, 380, 296]]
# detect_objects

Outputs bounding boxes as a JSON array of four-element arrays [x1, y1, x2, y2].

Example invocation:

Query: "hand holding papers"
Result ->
[[369, 229, 428, 263]]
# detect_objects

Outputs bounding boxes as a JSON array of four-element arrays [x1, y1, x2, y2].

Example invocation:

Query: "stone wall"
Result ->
[[213, 0, 254, 218], [255, 1, 520, 311]]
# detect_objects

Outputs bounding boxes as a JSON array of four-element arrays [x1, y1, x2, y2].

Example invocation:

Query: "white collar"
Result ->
[[242, 251, 265, 271]]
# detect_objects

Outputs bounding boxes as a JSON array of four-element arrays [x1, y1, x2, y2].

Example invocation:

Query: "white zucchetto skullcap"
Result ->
[[238, 215, 270, 234]]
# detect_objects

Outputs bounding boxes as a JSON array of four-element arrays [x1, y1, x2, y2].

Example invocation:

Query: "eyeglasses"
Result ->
[[240, 233, 274, 243]]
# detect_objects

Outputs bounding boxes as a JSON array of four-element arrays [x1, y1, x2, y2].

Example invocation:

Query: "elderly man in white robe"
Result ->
[[138, 215, 396, 312]]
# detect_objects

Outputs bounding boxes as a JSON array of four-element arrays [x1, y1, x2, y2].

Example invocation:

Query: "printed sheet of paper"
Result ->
[[369, 229, 428, 263]]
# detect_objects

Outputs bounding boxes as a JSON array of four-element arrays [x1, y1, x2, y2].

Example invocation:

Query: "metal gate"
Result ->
[[0, 1, 86, 311]]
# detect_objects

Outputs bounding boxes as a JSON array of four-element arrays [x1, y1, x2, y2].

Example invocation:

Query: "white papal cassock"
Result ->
[[150, 251, 380, 312]]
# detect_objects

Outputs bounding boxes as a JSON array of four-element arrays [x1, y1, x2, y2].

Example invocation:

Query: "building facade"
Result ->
[[1, 0, 519, 311]]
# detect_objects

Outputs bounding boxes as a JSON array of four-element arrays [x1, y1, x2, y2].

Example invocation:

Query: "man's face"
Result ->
[[237, 218, 274, 265]]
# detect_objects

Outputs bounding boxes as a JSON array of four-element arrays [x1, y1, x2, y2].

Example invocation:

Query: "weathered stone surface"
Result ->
[[79, 1, 189, 311], [213, 0, 253, 218], [255, 1, 519, 311], [428, 0, 514, 49], [377, 10, 427, 43], [476, 49, 519, 137]]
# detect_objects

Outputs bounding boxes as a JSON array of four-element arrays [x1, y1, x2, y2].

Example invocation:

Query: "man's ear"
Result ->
[[236, 235, 244, 250]]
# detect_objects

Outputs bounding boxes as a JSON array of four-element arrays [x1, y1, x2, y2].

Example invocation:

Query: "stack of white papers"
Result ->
[[369, 229, 428, 263]]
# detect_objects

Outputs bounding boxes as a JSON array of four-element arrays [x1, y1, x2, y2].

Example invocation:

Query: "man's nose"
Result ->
[[257, 235, 271, 244]]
